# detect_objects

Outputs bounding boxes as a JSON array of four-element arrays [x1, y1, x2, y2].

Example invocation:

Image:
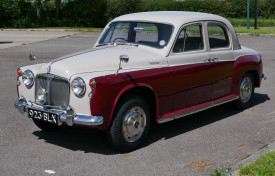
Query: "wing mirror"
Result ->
[[116, 55, 129, 75], [29, 54, 39, 64]]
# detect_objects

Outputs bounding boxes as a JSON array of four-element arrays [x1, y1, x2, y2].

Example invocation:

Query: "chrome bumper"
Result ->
[[14, 96, 103, 127]]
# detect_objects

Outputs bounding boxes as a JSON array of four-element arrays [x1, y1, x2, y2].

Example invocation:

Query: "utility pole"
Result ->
[[247, 0, 250, 29], [254, 0, 258, 29]]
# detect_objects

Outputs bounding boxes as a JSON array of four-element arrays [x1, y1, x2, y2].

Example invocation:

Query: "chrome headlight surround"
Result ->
[[22, 70, 34, 87], [71, 77, 86, 97]]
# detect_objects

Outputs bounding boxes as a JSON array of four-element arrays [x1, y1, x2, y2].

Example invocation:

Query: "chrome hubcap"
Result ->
[[240, 77, 252, 103], [122, 106, 146, 142]]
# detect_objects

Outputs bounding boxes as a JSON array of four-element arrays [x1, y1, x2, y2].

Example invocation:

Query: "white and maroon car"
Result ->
[[15, 11, 265, 151]]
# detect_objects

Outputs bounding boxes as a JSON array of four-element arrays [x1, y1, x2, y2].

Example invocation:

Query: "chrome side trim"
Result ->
[[158, 96, 239, 124]]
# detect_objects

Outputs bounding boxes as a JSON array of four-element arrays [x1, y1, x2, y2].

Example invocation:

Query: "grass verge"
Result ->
[[228, 18, 275, 27], [235, 28, 275, 35], [239, 151, 275, 176]]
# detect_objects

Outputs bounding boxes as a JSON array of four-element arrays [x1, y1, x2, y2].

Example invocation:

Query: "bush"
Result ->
[[0, 0, 275, 28]]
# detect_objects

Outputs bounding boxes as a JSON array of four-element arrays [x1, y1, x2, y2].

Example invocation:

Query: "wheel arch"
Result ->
[[232, 55, 262, 95], [108, 84, 158, 127]]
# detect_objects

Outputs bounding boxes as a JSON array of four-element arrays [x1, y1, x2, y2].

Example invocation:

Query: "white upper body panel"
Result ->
[[95, 11, 241, 55]]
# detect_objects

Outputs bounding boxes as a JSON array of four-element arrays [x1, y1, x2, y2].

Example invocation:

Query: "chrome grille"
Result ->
[[35, 74, 70, 109]]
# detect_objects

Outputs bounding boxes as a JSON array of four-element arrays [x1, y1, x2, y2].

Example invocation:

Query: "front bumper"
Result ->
[[14, 96, 103, 127]]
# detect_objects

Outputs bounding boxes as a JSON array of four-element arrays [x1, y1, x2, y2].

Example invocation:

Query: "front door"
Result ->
[[168, 23, 214, 111]]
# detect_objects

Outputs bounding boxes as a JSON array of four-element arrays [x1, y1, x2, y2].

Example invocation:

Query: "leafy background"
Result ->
[[0, 0, 274, 28]]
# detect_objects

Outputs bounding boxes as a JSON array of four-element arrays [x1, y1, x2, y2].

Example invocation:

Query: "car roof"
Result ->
[[111, 11, 240, 51], [113, 11, 229, 27]]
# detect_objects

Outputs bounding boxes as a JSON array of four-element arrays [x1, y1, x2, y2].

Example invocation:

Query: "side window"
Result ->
[[208, 23, 230, 49], [173, 24, 204, 53]]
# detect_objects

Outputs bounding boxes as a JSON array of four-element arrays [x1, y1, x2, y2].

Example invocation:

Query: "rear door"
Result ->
[[206, 22, 234, 100]]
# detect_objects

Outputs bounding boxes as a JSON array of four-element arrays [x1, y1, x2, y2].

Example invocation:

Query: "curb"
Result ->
[[229, 141, 275, 176], [236, 33, 275, 37], [1, 28, 103, 32]]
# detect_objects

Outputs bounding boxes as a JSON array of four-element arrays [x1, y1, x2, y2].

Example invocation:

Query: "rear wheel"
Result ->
[[107, 96, 151, 152], [234, 73, 255, 110]]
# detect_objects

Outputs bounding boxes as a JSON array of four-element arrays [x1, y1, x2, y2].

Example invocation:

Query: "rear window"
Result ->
[[208, 23, 230, 49]]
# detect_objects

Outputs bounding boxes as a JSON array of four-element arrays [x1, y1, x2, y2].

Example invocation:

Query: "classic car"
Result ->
[[15, 11, 265, 152]]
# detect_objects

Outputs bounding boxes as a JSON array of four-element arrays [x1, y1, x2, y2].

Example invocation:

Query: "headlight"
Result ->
[[71, 77, 86, 97], [22, 70, 34, 87], [36, 87, 47, 104]]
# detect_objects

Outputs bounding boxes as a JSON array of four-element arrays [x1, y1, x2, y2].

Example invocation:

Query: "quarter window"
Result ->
[[173, 24, 204, 53], [208, 23, 230, 49]]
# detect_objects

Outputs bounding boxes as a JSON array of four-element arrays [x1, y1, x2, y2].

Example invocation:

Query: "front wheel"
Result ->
[[107, 96, 151, 152], [234, 73, 255, 110]]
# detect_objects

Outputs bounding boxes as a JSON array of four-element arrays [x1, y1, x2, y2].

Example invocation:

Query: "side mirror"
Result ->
[[116, 55, 129, 75], [29, 54, 39, 64], [120, 55, 129, 63]]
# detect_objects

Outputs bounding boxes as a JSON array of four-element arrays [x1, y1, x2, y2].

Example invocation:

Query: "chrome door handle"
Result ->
[[210, 57, 219, 62], [204, 58, 211, 63]]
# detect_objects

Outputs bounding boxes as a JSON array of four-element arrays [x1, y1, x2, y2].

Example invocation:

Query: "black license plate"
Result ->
[[28, 108, 58, 125]]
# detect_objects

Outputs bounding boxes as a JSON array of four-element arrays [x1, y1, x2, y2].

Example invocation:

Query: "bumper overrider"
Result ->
[[14, 96, 103, 126]]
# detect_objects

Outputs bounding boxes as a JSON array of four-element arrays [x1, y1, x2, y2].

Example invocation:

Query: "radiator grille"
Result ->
[[35, 74, 70, 109]]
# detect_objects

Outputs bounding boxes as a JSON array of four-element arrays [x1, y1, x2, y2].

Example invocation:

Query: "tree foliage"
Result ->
[[0, 0, 275, 28]]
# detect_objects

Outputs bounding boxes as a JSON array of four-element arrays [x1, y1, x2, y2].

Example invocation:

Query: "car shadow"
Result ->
[[32, 93, 270, 155], [0, 41, 13, 44]]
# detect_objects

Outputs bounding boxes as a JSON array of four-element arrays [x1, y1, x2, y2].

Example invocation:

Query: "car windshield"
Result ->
[[98, 22, 173, 49]]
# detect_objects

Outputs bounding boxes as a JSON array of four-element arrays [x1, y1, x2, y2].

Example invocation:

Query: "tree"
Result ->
[[55, 0, 61, 18], [35, 0, 42, 18]]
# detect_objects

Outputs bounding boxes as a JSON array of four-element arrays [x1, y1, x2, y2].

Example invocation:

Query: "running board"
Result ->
[[158, 95, 239, 124]]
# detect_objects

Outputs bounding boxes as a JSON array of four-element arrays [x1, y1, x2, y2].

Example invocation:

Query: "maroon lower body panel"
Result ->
[[158, 94, 239, 123]]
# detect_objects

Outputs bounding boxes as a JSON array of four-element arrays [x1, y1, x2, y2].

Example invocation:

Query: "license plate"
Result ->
[[28, 108, 58, 125]]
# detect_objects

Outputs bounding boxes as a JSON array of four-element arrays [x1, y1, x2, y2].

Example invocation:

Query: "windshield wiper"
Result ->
[[95, 43, 112, 47], [114, 42, 139, 47], [96, 42, 138, 47]]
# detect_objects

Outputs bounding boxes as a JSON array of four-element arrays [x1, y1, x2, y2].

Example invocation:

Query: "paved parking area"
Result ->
[[0, 32, 274, 176], [0, 30, 80, 49]]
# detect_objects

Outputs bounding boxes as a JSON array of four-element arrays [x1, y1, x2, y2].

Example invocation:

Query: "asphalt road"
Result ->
[[0, 30, 80, 49], [0, 32, 274, 176]]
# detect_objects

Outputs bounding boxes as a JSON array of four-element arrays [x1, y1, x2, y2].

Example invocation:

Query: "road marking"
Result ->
[[45, 170, 56, 175]]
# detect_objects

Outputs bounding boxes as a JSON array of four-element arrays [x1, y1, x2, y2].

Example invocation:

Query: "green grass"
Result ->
[[235, 28, 275, 35], [239, 151, 275, 176], [228, 18, 275, 27]]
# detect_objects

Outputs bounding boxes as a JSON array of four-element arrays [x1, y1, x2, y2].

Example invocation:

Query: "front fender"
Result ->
[[90, 73, 158, 130]]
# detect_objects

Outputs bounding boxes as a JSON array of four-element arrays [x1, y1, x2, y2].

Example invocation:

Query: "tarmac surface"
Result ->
[[0, 31, 274, 176], [0, 30, 80, 49]]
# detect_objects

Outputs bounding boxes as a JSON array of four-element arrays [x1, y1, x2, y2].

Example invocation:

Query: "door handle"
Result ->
[[204, 58, 212, 63], [210, 57, 219, 62], [204, 58, 219, 63]]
